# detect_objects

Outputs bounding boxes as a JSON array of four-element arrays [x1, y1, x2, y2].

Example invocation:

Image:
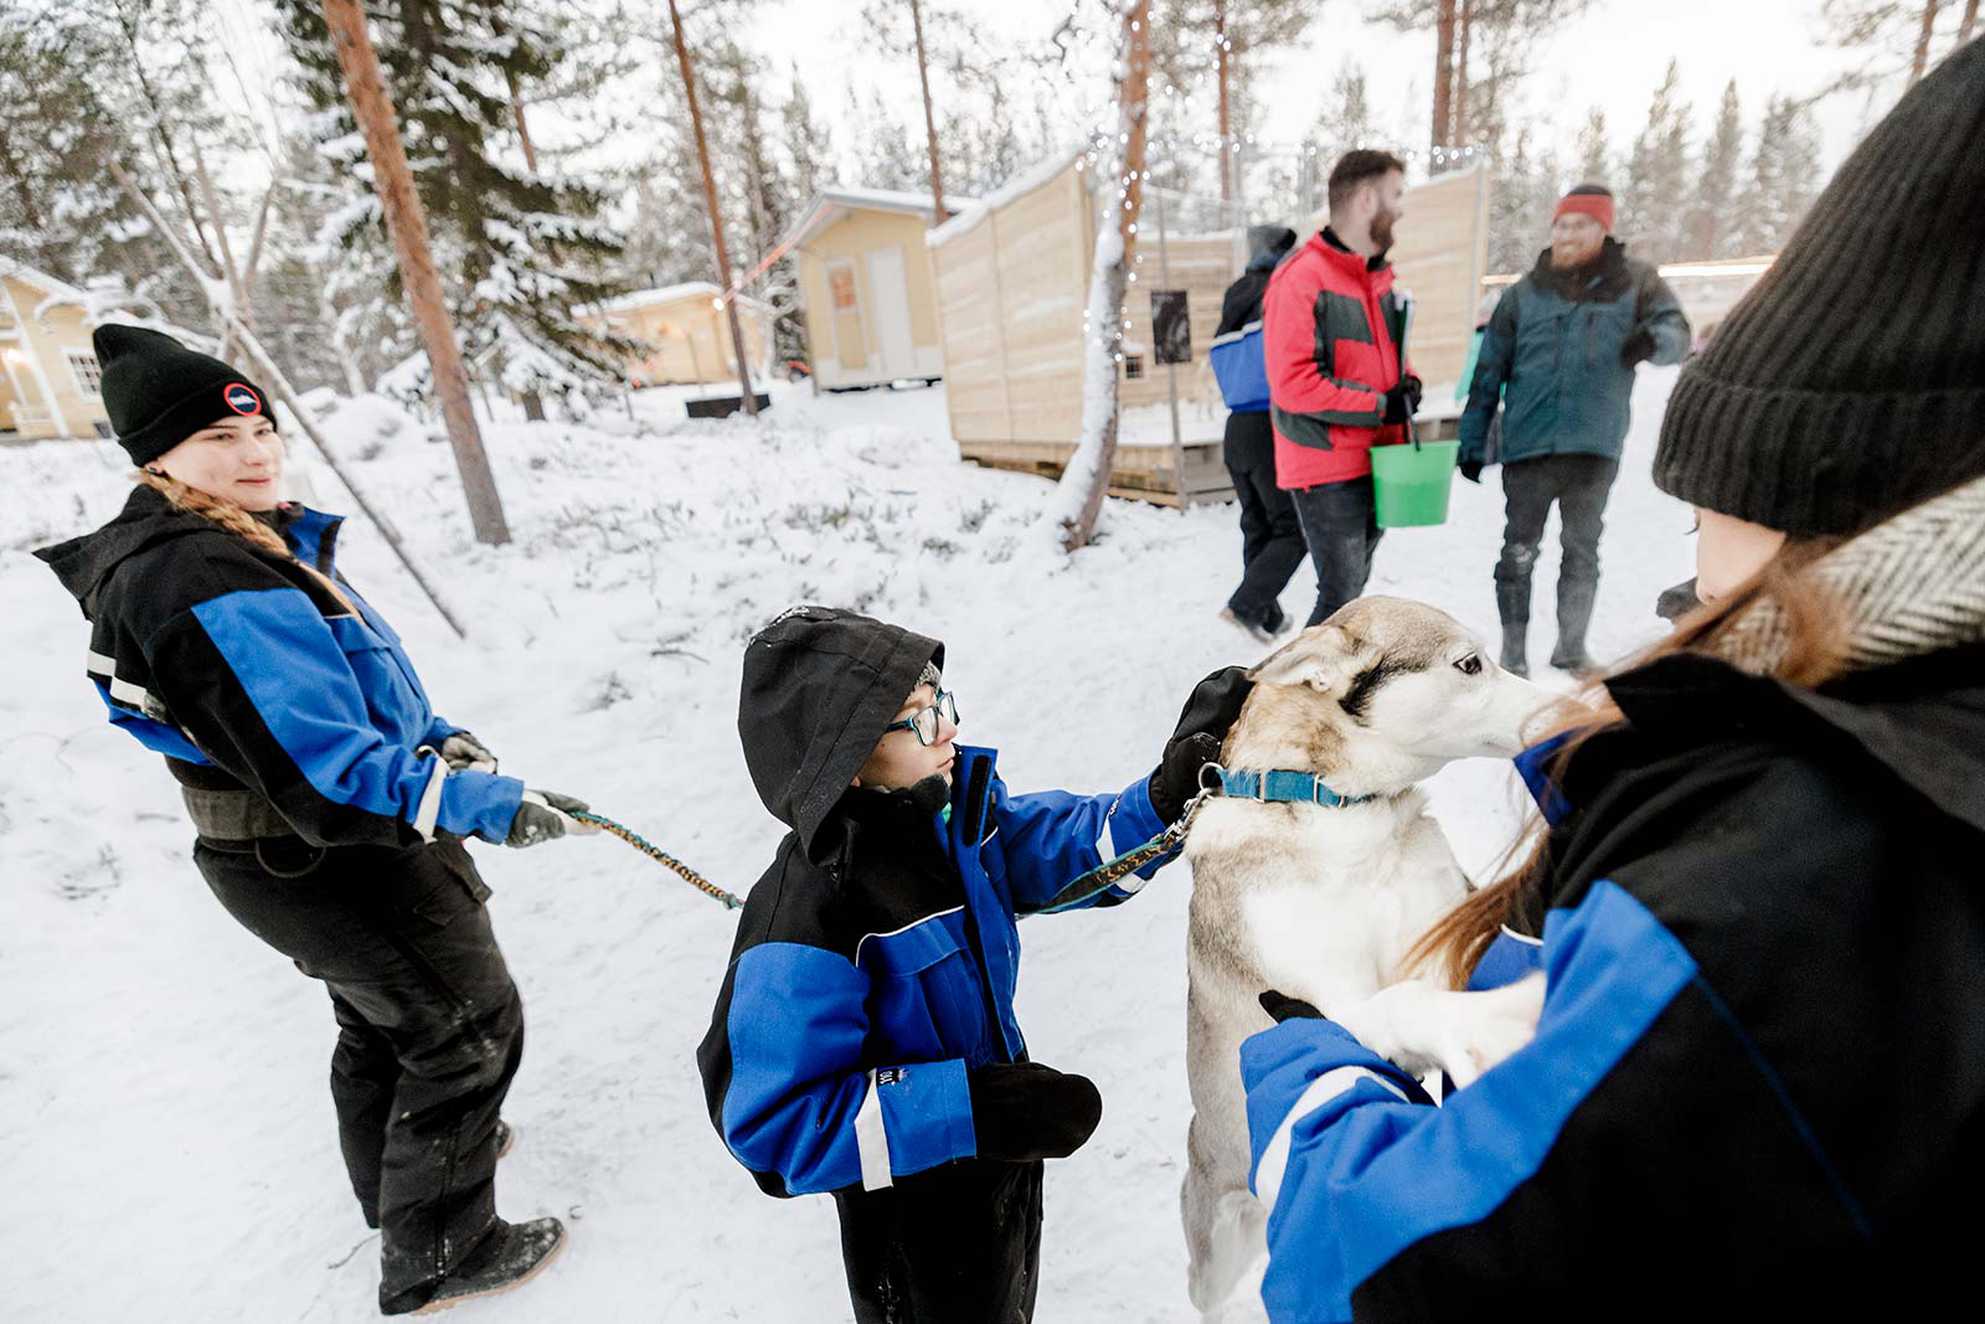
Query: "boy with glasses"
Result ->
[[698, 606, 1247, 1323]]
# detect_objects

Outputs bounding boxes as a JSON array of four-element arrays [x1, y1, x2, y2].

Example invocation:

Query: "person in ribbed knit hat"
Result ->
[[93, 323, 279, 471], [1656, 35, 1985, 596], [1234, 39, 1985, 1323]]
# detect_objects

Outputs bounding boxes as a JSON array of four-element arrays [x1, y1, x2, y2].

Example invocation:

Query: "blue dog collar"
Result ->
[[1202, 764, 1372, 808]]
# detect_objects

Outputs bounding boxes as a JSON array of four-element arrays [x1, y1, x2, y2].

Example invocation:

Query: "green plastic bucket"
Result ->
[[1371, 439, 1460, 528]]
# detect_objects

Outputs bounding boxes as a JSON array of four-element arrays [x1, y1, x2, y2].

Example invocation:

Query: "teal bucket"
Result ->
[[1371, 439, 1460, 528]]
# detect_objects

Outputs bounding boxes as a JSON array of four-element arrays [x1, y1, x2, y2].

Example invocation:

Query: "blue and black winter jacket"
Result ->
[[1459, 238, 1690, 470], [697, 607, 1169, 1198], [35, 484, 524, 847], [1239, 645, 1985, 1321]]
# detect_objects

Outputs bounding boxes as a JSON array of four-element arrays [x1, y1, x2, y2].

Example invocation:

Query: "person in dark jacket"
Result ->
[[1459, 184, 1690, 675], [697, 606, 1249, 1322], [1263, 150, 1422, 628], [1213, 224, 1302, 643], [33, 326, 590, 1316], [1238, 44, 1985, 1321]]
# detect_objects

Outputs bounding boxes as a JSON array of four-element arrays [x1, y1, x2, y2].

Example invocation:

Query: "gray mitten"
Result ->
[[440, 730, 498, 773], [505, 789, 599, 848]]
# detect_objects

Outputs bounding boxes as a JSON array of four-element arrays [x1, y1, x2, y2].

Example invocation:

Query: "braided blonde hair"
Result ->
[[136, 469, 358, 615]]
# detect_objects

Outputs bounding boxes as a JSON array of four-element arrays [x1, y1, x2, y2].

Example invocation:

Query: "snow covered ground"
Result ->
[[0, 369, 1693, 1322]]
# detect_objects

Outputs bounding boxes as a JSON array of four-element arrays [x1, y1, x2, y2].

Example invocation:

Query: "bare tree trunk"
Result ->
[[1455, 0, 1472, 150], [1431, 0, 1456, 158], [1058, 0, 1150, 554], [323, 0, 510, 545], [1961, 0, 1979, 44], [191, 136, 246, 343], [1912, 0, 1943, 83], [505, 67, 539, 173], [668, 0, 759, 417], [910, 0, 949, 222], [1215, 0, 1230, 203]]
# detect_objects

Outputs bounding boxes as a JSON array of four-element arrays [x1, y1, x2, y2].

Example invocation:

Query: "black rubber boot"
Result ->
[[414, 1217, 566, 1315], [1495, 577, 1531, 678], [1551, 578, 1599, 674]]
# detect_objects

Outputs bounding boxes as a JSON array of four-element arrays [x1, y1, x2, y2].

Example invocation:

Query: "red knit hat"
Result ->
[[1554, 185, 1615, 232]]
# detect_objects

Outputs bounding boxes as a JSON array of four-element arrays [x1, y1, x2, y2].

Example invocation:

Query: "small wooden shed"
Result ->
[[783, 188, 972, 390], [927, 150, 1243, 506], [0, 261, 114, 440], [586, 282, 773, 388]]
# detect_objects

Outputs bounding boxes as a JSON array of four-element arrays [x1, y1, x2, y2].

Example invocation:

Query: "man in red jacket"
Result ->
[[1264, 150, 1421, 627]]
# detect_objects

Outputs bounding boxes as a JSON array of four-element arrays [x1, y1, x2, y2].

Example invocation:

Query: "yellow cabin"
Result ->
[[782, 188, 971, 390], [587, 282, 774, 388], [0, 262, 114, 441]]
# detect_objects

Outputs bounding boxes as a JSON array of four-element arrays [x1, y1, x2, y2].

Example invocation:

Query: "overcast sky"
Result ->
[[745, 0, 1901, 185]]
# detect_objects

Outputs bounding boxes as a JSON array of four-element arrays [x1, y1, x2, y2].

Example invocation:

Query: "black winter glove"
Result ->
[[1381, 374, 1424, 425], [506, 789, 597, 848], [968, 1062, 1103, 1162], [1259, 990, 1325, 1023], [1148, 666, 1255, 823], [1620, 328, 1657, 367], [1655, 577, 1701, 623], [439, 730, 497, 772], [1458, 460, 1484, 485]]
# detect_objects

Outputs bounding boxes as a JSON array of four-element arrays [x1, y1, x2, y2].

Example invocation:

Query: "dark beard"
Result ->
[[1371, 208, 1396, 252]]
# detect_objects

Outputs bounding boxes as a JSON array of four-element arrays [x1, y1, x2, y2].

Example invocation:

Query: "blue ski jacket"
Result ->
[[1238, 645, 1985, 1321], [35, 484, 524, 846], [698, 606, 1171, 1198]]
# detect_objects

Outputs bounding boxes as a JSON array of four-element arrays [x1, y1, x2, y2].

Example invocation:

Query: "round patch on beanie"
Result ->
[[223, 383, 263, 416]]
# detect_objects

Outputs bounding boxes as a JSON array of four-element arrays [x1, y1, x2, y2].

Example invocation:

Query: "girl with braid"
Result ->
[[36, 326, 589, 1315]]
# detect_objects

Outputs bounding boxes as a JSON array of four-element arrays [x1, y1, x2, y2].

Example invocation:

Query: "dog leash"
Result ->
[[570, 810, 746, 910]]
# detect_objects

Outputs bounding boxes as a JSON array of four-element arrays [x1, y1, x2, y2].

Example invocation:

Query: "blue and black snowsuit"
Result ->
[[36, 484, 529, 1315], [697, 607, 1171, 1323], [1239, 642, 1985, 1322]]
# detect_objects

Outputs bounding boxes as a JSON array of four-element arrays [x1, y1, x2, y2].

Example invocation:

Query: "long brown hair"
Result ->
[[1410, 538, 1851, 989], [136, 469, 358, 615]]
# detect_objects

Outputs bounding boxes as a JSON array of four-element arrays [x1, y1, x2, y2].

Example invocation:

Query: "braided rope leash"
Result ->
[[570, 811, 745, 910], [1035, 792, 1210, 914]]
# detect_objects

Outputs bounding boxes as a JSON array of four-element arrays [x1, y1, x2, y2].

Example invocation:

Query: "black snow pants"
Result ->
[[1222, 411, 1305, 633], [1494, 453, 1621, 658], [192, 833, 524, 1316], [834, 1157, 1045, 1323]]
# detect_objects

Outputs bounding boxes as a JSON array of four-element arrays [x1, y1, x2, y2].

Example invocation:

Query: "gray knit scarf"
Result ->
[[1713, 472, 1985, 677]]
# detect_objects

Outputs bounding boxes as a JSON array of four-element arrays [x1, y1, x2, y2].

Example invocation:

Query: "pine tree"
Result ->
[[782, 66, 834, 202], [1686, 80, 1744, 260], [1310, 60, 1382, 156], [1730, 94, 1824, 256], [1620, 61, 1692, 264], [1572, 107, 1612, 187], [274, 0, 639, 409]]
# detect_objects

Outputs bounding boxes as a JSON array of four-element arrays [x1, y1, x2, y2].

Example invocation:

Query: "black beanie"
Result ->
[[94, 324, 276, 468], [1654, 37, 1985, 538]]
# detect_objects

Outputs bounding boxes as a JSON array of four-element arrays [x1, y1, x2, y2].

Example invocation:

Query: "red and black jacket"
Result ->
[[1263, 228, 1411, 489]]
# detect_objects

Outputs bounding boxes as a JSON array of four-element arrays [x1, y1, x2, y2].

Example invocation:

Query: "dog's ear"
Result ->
[[1248, 625, 1361, 695]]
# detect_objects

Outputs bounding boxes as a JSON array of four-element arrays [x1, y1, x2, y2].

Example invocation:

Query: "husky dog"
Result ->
[[1182, 597, 1559, 1319]]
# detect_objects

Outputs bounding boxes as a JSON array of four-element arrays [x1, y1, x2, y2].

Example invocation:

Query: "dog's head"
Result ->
[[1231, 597, 1557, 793]]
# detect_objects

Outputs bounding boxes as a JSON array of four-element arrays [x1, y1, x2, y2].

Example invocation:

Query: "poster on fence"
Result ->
[[1150, 290, 1191, 365]]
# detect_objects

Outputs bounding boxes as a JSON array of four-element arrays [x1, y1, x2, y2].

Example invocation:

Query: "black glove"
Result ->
[[1149, 666, 1254, 823], [506, 789, 594, 848], [1655, 577, 1701, 623], [439, 730, 497, 772], [1259, 990, 1324, 1023], [1381, 373, 1423, 425], [968, 1062, 1103, 1162], [1620, 328, 1656, 367], [1458, 460, 1484, 485]]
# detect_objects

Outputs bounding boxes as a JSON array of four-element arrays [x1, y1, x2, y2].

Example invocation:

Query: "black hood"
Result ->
[[737, 606, 944, 864], [1245, 225, 1297, 272], [1601, 645, 1985, 838], [33, 483, 215, 620]]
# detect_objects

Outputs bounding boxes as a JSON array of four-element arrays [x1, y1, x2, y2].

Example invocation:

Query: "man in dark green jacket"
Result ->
[[1460, 184, 1689, 674]]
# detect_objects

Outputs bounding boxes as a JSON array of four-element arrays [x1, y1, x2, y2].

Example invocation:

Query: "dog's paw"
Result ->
[[1333, 975, 1545, 1088], [1436, 974, 1545, 1089]]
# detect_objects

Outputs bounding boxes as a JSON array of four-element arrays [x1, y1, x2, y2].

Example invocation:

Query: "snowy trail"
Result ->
[[0, 372, 1692, 1322]]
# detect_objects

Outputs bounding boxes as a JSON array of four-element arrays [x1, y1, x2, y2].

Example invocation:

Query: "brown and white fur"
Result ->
[[1181, 597, 1559, 1320]]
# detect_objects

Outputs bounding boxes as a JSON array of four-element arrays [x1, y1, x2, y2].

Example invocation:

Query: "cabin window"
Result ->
[[1122, 354, 1144, 380], [68, 350, 103, 397]]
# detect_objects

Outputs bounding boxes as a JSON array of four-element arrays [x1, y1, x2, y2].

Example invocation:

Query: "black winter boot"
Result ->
[[1500, 623, 1530, 678], [414, 1217, 566, 1315], [1551, 578, 1599, 674]]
